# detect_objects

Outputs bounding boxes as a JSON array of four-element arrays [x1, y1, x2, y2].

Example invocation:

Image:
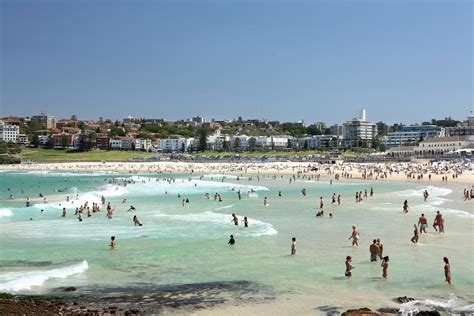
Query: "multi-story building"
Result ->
[[31, 113, 56, 129], [330, 124, 344, 137], [296, 135, 340, 149], [383, 125, 440, 148], [96, 136, 110, 150], [157, 138, 194, 152], [0, 120, 20, 143], [51, 133, 76, 148], [387, 135, 473, 157], [342, 109, 377, 148], [255, 136, 291, 148], [229, 135, 250, 150], [135, 139, 153, 151], [442, 113, 474, 137], [109, 137, 135, 150]]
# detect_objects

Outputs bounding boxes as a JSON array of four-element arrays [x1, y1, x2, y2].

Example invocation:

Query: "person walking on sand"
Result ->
[[345, 256, 353, 277], [443, 257, 451, 284], [349, 226, 360, 246], [418, 213, 428, 234], [411, 224, 419, 243], [381, 256, 389, 278], [291, 237, 296, 255]]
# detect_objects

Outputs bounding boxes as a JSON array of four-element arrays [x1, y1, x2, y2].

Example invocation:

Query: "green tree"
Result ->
[[198, 129, 208, 152], [233, 138, 241, 151], [248, 137, 256, 152], [303, 140, 309, 150], [222, 140, 229, 152]]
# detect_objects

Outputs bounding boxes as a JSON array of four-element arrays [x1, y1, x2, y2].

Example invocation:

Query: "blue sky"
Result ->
[[1, 0, 472, 124]]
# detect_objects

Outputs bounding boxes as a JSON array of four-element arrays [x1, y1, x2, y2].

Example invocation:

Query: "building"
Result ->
[[330, 124, 344, 137], [51, 133, 76, 148], [442, 113, 474, 137], [207, 129, 230, 151], [229, 135, 250, 150], [157, 138, 194, 152], [255, 136, 290, 148], [31, 113, 56, 129], [0, 120, 20, 143], [415, 135, 473, 156], [297, 135, 340, 149], [383, 125, 440, 148], [343, 109, 377, 148], [96, 136, 110, 150], [386, 135, 473, 157], [135, 139, 153, 151], [109, 137, 135, 150]]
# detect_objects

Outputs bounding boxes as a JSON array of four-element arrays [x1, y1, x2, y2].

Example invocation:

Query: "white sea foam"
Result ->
[[0, 208, 13, 218], [400, 294, 474, 313], [214, 204, 235, 211], [154, 211, 278, 237], [396, 186, 452, 198], [0, 260, 89, 292]]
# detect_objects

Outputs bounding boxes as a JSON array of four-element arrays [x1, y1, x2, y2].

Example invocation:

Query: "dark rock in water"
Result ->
[[377, 308, 399, 314], [342, 307, 374, 315], [417, 311, 440, 316], [394, 296, 415, 303], [63, 287, 76, 292]]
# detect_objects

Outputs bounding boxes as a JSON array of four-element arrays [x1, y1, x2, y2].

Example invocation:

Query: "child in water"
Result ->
[[110, 236, 116, 249], [228, 235, 235, 246], [381, 256, 389, 278], [291, 237, 296, 255], [443, 257, 451, 285]]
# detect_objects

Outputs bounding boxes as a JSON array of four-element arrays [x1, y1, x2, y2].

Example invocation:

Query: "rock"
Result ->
[[342, 307, 375, 315], [417, 311, 440, 316], [63, 286, 77, 292], [377, 308, 399, 314], [394, 296, 415, 304]]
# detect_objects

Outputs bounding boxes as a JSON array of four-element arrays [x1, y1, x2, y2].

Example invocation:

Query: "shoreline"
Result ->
[[0, 161, 472, 185]]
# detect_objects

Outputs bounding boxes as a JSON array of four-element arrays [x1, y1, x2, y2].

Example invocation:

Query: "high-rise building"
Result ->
[[31, 113, 56, 129], [342, 109, 377, 148]]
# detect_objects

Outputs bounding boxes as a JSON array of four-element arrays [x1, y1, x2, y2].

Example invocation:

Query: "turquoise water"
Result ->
[[0, 171, 473, 313]]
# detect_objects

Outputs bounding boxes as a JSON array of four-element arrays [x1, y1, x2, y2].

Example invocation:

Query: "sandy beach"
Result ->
[[0, 160, 473, 184]]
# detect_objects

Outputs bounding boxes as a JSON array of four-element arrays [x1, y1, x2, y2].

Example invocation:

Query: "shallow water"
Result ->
[[0, 171, 473, 314]]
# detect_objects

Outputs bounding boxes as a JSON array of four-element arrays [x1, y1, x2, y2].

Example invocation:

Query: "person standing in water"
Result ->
[[133, 215, 143, 226], [411, 224, 419, 243], [370, 239, 380, 262], [62, 207, 66, 217], [244, 216, 248, 227], [418, 213, 428, 234], [110, 236, 116, 249], [228, 235, 235, 246], [291, 237, 296, 255], [349, 226, 360, 246], [433, 211, 444, 233], [345, 256, 353, 277], [381, 256, 389, 278], [403, 200, 409, 213], [443, 257, 451, 284], [231, 213, 239, 226], [377, 238, 384, 260], [264, 197, 268, 206]]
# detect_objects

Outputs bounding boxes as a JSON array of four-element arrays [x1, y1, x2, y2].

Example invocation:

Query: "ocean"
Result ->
[[0, 170, 473, 314]]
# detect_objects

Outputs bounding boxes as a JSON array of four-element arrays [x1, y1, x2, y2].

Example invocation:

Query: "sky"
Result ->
[[0, 0, 472, 125]]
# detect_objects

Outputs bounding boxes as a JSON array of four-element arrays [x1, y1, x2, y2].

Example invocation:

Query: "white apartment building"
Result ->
[[0, 120, 20, 143], [343, 109, 377, 148], [135, 139, 153, 151], [158, 138, 194, 152], [230, 135, 250, 150], [255, 136, 290, 148]]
